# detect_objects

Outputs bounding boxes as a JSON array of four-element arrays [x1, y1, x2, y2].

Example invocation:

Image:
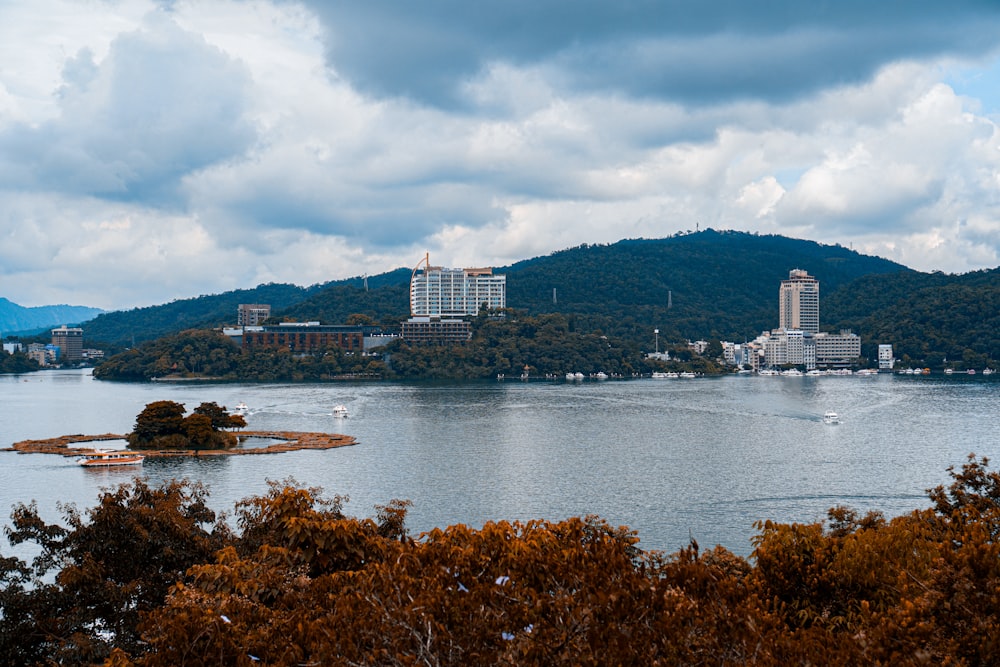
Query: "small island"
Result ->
[[6, 400, 355, 458]]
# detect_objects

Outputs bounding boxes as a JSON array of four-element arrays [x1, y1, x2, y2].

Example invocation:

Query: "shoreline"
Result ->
[[5, 431, 356, 458]]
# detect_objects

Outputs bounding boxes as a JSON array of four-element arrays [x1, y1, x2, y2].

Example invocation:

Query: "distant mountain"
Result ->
[[0, 298, 104, 336]]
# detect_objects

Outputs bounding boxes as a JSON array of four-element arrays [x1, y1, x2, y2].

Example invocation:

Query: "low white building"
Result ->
[[878, 344, 895, 370]]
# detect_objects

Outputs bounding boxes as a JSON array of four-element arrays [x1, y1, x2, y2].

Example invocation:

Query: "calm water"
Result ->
[[2, 369, 998, 556]]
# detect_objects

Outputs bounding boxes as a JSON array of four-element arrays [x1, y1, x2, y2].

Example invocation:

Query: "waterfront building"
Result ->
[[237, 304, 271, 327], [878, 344, 895, 370], [50, 325, 83, 363], [401, 317, 473, 344], [779, 269, 819, 333], [241, 322, 378, 354], [27, 343, 54, 366], [763, 329, 815, 369], [409, 254, 506, 317], [814, 330, 862, 368]]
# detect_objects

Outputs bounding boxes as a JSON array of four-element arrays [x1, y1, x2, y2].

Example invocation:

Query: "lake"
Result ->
[[2, 369, 998, 556]]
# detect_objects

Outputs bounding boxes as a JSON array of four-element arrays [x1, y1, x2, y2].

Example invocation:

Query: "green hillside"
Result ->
[[81, 283, 315, 348], [824, 268, 1000, 368], [502, 230, 909, 343], [80, 230, 1000, 369]]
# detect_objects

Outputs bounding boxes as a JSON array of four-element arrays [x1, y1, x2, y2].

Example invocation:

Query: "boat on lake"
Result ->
[[234, 402, 249, 416], [332, 404, 348, 418], [823, 411, 840, 424], [77, 449, 145, 467]]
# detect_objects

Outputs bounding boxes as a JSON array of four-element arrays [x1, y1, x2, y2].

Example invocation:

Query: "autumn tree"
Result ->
[[0, 479, 227, 665]]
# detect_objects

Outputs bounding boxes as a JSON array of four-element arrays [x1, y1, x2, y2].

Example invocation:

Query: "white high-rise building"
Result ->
[[779, 269, 819, 333], [409, 255, 506, 317]]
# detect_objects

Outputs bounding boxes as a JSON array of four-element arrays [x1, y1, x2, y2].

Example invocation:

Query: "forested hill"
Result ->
[[78, 231, 911, 349], [501, 230, 909, 342], [81, 283, 315, 348], [824, 268, 1000, 367]]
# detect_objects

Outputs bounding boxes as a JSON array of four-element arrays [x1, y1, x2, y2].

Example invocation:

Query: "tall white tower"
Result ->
[[779, 269, 819, 333]]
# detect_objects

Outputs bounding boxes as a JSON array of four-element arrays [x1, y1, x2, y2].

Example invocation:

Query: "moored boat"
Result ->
[[77, 449, 145, 467]]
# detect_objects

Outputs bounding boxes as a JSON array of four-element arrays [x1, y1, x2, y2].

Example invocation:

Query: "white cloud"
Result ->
[[2, 1, 1000, 309]]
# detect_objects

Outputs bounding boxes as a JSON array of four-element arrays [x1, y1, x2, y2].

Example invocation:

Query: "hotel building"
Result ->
[[409, 255, 506, 317], [779, 269, 819, 333]]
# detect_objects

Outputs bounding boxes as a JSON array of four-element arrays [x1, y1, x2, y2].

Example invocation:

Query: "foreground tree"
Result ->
[[0, 479, 227, 665], [6, 458, 1000, 665]]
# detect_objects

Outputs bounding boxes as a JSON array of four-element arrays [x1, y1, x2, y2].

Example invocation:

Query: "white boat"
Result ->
[[679, 372, 696, 379], [594, 371, 608, 380], [77, 449, 145, 467], [234, 402, 249, 416], [823, 411, 840, 424], [574, 372, 585, 380], [332, 404, 348, 418], [983, 368, 994, 375]]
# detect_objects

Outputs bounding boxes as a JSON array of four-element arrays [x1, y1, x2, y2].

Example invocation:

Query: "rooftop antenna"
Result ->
[[363, 273, 368, 291]]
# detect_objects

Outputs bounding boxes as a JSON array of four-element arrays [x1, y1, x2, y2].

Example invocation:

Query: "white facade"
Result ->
[[410, 262, 506, 317], [878, 344, 895, 370], [763, 329, 815, 369], [779, 269, 819, 333]]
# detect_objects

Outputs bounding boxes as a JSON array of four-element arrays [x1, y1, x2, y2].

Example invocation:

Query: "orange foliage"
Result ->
[[1, 456, 997, 665]]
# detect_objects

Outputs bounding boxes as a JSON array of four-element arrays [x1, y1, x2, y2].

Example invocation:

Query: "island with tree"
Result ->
[[7, 400, 354, 457]]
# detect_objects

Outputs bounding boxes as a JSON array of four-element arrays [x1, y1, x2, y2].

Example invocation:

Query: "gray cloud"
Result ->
[[306, 1, 1000, 107]]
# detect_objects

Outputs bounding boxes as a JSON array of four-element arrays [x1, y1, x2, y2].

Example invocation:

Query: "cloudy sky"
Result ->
[[3, 1, 1000, 310]]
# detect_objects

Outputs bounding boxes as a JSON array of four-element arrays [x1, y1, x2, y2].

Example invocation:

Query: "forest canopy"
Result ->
[[3, 456, 1000, 665]]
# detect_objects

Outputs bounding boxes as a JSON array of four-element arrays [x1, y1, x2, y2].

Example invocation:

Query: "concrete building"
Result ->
[[401, 317, 473, 344], [241, 322, 377, 354], [878, 344, 895, 370], [779, 269, 819, 333], [51, 325, 83, 363], [763, 329, 815, 369], [814, 330, 862, 368], [409, 254, 506, 317], [237, 304, 271, 327]]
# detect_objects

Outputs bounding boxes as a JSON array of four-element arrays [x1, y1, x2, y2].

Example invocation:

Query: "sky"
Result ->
[[3, 1, 1000, 310]]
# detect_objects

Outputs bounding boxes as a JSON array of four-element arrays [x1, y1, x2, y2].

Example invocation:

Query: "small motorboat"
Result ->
[[234, 402, 249, 416], [823, 411, 840, 424], [332, 404, 348, 418]]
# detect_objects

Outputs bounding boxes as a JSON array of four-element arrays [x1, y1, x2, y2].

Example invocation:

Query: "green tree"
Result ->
[[128, 400, 186, 447]]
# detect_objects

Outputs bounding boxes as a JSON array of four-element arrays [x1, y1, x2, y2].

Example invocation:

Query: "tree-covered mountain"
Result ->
[[75, 230, 1000, 367], [823, 268, 1000, 368], [501, 230, 909, 343], [0, 297, 104, 335], [80, 283, 317, 348]]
